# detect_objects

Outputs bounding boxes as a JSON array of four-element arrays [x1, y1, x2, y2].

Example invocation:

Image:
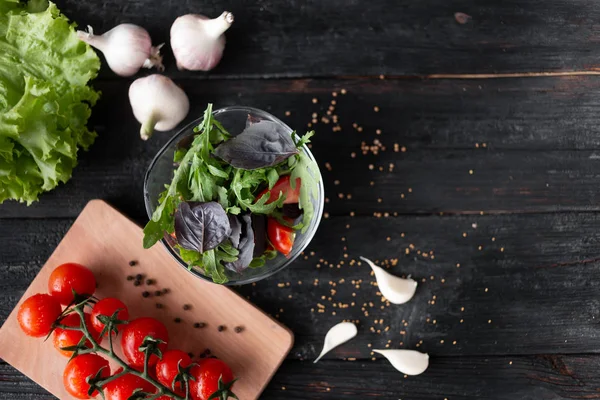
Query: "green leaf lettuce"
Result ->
[[0, 0, 100, 204]]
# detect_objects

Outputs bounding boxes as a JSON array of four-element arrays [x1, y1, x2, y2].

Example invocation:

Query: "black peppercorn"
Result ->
[[204, 348, 211, 355], [155, 290, 162, 296], [162, 288, 170, 294], [183, 304, 191, 311], [194, 322, 206, 329], [126, 275, 134, 281], [217, 325, 225, 332], [174, 318, 181, 323], [135, 273, 143, 280], [142, 291, 150, 298], [188, 352, 194, 358], [234, 326, 244, 333], [133, 281, 141, 287], [129, 260, 137, 266], [146, 279, 155, 285]]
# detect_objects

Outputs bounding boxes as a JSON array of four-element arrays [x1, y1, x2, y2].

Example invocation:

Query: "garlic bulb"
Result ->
[[170, 11, 234, 71], [77, 24, 164, 77], [360, 256, 417, 304], [128, 75, 190, 140], [373, 349, 429, 375]]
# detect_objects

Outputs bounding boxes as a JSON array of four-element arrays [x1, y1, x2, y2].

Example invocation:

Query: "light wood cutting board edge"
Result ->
[[0, 199, 294, 399]]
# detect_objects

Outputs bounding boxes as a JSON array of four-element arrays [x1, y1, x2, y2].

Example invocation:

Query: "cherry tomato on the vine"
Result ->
[[63, 354, 110, 399], [189, 358, 235, 400], [48, 263, 96, 306], [156, 350, 192, 396], [267, 218, 296, 256], [17, 293, 62, 337], [121, 317, 169, 368], [104, 368, 156, 400], [53, 313, 101, 357], [90, 297, 129, 335]]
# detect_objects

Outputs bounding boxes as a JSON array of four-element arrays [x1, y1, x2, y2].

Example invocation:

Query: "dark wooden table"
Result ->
[[4, 0, 600, 398]]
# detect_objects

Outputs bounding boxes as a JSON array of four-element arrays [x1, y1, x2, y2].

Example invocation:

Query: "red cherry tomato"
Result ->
[[90, 297, 129, 335], [48, 263, 96, 305], [104, 368, 156, 400], [267, 217, 296, 256], [190, 358, 235, 400], [53, 313, 101, 357], [256, 175, 301, 204], [17, 293, 62, 337], [121, 317, 169, 368], [63, 354, 110, 399], [156, 350, 192, 396]]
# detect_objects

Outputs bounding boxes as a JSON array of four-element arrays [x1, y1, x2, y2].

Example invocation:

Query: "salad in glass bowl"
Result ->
[[143, 104, 324, 284]]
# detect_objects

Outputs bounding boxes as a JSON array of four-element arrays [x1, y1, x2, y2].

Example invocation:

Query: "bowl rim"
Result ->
[[143, 106, 325, 286]]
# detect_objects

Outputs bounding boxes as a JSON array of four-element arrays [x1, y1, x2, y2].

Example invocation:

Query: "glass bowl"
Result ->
[[143, 106, 325, 285]]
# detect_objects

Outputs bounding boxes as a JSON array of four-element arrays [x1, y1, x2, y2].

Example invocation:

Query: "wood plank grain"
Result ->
[[4, 77, 600, 218], [3, 214, 600, 358], [56, 0, 600, 77], [2, 355, 600, 400]]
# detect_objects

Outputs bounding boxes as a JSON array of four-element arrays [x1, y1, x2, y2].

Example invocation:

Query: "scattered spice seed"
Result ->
[[154, 290, 162, 296], [234, 326, 244, 333], [146, 279, 155, 285], [174, 318, 181, 323], [183, 304, 192, 311], [218, 325, 226, 332], [162, 288, 170, 294], [454, 12, 472, 24], [126, 275, 134, 281], [133, 281, 141, 287], [285, 111, 291, 116], [135, 274, 143, 280], [142, 291, 150, 298], [188, 352, 194, 358], [129, 260, 137, 266], [194, 322, 206, 328]]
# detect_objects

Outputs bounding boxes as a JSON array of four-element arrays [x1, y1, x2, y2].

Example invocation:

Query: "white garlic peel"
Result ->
[[170, 11, 234, 71], [360, 256, 417, 304], [314, 322, 358, 363], [128, 75, 190, 140], [77, 24, 164, 77], [373, 349, 429, 375]]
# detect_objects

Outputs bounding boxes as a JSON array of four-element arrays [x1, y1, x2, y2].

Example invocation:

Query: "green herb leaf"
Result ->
[[290, 146, 321, 233]]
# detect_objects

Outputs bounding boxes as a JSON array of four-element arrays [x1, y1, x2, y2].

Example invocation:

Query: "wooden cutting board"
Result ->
[[0, 200, 293, 399]]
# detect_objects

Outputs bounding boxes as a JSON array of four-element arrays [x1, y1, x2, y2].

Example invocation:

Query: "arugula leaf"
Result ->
[[231, 168, 285, 213], [290, 132, 321, 233]]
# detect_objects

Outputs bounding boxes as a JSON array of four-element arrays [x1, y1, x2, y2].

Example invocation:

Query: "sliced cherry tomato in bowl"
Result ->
[[17, 293, 62, 337], [256, 175, 301, 205], [189, 358, 235, 400], [48, 262, 96, 306], [104, 368, 156, 400], [156, 349, 192, 396], [121, 317, 169, 368], [53, 313, 101, 357], [63, 353, 110, 399], [267, 217, 296, 256], [90, 297, 129, 335]]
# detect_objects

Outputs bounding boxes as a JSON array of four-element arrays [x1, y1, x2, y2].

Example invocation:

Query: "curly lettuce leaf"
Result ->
[[0, 0, 100, 204]]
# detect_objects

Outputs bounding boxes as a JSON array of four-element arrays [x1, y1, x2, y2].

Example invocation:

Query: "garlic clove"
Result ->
[[373, 349, 429, 375], [77, 24, 164, 77], [170, 11, 234, 71], [360, 256, 417, 304], [128, 75, 190, 140], [314, 322, 358, 363]]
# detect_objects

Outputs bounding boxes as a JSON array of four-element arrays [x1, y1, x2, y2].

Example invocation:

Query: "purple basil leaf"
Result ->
[[282, 203, 303, 219], [228, 214, 242, 248], [175, 202, 231, 253], [251, 214, 267, 257], [225, 214, 255, 273], [213, 121, 298, 170]]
